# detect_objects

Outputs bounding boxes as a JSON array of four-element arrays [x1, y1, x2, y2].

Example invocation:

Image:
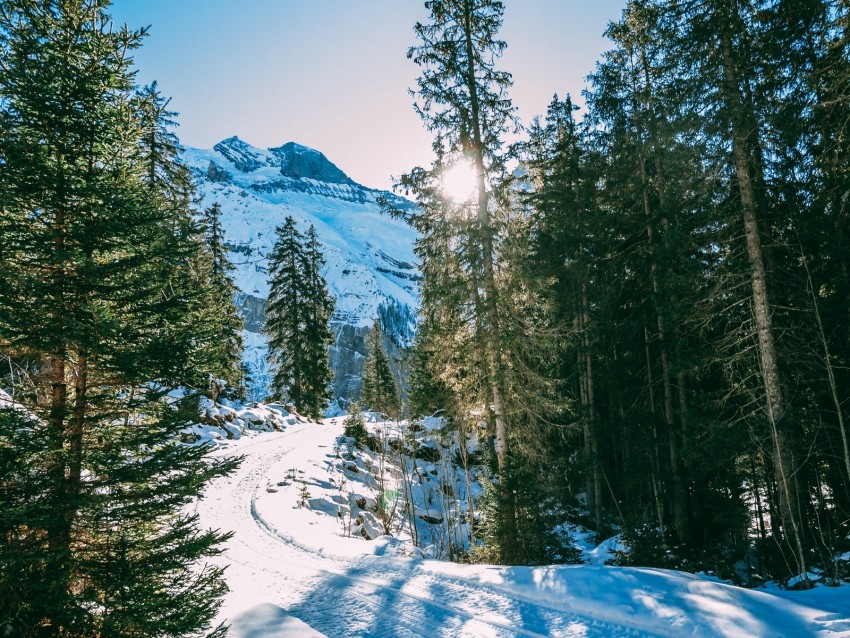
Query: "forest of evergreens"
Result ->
[[396, 0, 850, 585]]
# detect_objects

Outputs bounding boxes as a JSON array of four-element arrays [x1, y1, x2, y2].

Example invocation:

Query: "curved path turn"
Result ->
[[196, 421, 850, 638]]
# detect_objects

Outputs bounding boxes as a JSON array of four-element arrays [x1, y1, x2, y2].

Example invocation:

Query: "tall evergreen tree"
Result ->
[[0, 1, 236, 635], [361, 320, 400, 419], [264, 218, 333, 417], [200, 202, 244, 398], [203, 202, 229, 284], [265, 217, 306, 406], [403, 0, 523, 563], [300, 224, 335, 417], [521, 94, 611, 535], [579, 1, 719, 546], [662, 0, 815, 578], [135, 81, 192, 203]]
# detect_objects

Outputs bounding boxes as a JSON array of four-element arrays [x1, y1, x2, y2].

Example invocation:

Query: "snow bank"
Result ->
[[229, 603, 326, 638], [406, 560, 850, 637], [181, 398, 307, 447]]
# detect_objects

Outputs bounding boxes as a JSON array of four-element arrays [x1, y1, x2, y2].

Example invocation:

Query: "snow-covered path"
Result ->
[[197, 420, 850, 638]]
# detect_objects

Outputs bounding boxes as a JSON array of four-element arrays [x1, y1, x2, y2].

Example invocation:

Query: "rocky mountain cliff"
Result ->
[[184, 137, 418, 407]]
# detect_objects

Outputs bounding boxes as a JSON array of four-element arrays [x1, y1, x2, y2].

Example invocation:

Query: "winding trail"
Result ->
[[196, 421, 850, 638]]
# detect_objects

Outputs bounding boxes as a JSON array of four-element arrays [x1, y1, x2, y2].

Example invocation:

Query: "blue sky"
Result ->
[[111, 1, 626, 191]]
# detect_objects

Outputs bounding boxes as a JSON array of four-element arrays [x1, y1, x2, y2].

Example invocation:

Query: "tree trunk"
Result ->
[[68, 349, 87, 500], [720, 27, 807, 577], [457, 417, 477, 548], [750, 455, 768, 583], [46, 186, 71, 635], [578, 293, 603, 532], [644, 325, 666, 534], [462, 0, 516, 562]]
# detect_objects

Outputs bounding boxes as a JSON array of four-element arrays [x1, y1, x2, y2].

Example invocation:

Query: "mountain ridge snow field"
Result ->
[[190, 402, 850, 637], [183, 137, 419, 403]]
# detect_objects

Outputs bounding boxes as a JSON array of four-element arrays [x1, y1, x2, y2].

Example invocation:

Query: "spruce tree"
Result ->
[[661, 0, 813, 578], [583, 1, 703, 544], [0, 1, 236, 635], [406, 316, 454, 419], [264, 218, 333, 417], [403, 0, 522, 563], [135, 81, 193, 203], [266, 217, 306, 406], [200, 202, 244, 398], [361, 320, 400, 419], [300, 225, 334, 418]]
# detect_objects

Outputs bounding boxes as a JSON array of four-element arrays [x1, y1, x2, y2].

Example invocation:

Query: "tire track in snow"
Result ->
[[226, 426, 547, 637], [199, 424, 653, 637], [249, 497, 548, 638]]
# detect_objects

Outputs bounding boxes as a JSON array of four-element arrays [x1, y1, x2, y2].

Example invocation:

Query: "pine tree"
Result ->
[[406, 315, 454, 419], [343, 402, 368, 445], [801, 1, 850, 522], [135, 81, 193, 203], [204, 202, 228, 284], [663, 0, 813, 578], [200, 202, 244, 398], [265, 217, 306, 406], [135, 85, 245, 401], [131, 79, 217, 389], [361, 320, 400, 419], [583, 1, 707, 544], [264, 218, 333, 417], [0, 1, 236, 634], [300, 225, 334, 418], [516, 95, 610, 538], [403, 0, 522, 564]]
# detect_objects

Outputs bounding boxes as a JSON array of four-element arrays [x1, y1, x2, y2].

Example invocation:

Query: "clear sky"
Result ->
[[110, 1, 626, 192]]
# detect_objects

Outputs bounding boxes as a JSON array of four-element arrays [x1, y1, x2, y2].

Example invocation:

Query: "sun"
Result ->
[[441, 160, 479, 204]]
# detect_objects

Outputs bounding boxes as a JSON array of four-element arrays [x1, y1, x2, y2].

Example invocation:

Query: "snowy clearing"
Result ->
[[194, 416, 850, 637]]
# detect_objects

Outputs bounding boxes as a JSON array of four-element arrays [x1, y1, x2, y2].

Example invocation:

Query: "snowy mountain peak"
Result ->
[[210, 136, 355, 186], [212, 136, 270, 173], [183, 138, 419, 403], [192, 137, 414, 211], [269, 142, 354, 185]]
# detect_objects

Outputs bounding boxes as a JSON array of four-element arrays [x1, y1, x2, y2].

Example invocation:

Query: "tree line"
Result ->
[[395, 0, 850, 584]]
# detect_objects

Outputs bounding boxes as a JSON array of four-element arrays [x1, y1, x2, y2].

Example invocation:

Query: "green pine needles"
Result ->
[[360, 320, 401, 420], [264, 217, 335, 418], [199, 202, 245, 399], [0, 1, 242, 635]]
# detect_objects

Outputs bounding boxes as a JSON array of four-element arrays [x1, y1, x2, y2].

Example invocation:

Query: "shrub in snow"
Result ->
[[343, 404, 368, 446]]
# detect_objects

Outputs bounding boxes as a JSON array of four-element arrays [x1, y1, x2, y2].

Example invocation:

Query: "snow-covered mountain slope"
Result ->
[[184, 137, 419, 402], [195, 417, 850, 638]]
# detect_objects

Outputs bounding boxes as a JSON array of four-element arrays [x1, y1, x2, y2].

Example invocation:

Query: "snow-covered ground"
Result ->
[[195, 414, 850, 637]]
